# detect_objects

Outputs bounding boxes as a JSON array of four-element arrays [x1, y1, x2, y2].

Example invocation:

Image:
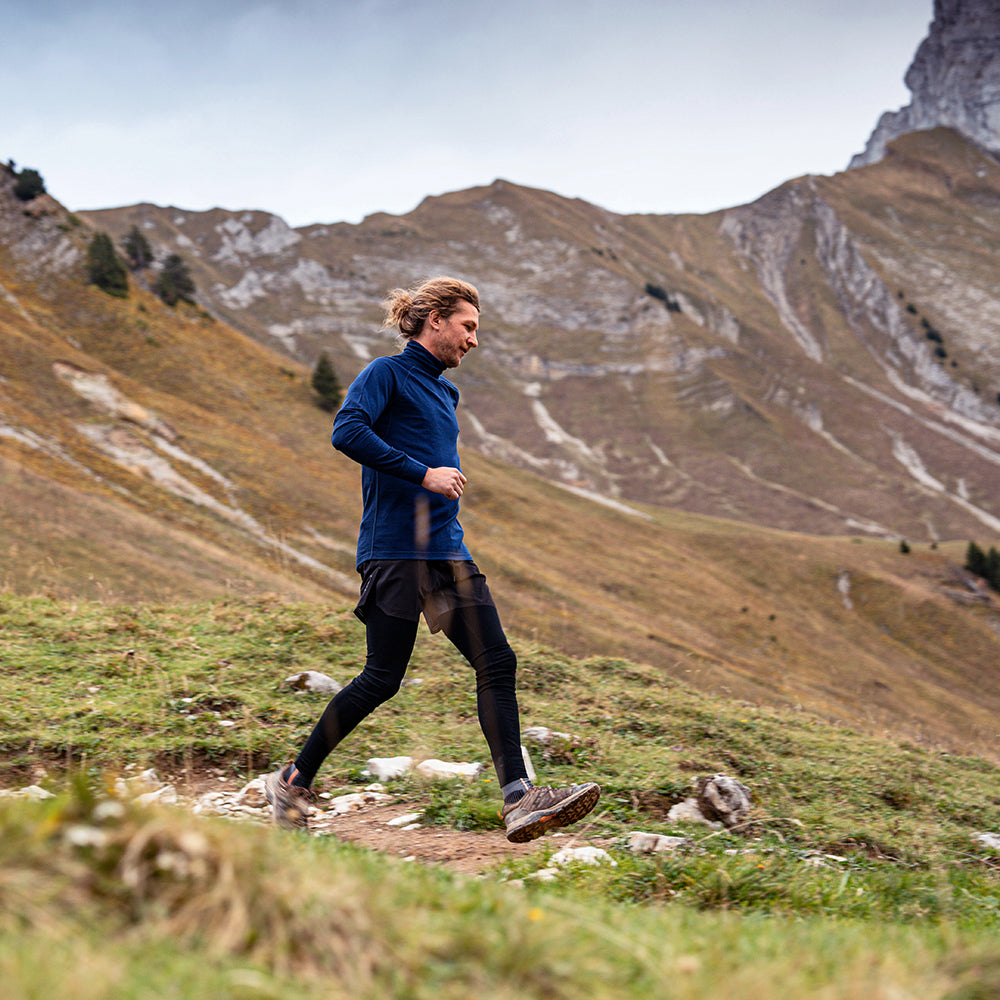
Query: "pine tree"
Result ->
[[155, 254, 196, 306], [13, 167, 46, 201], [965, 541, 987, 579], [86, 232, 129, 298], [122, 226, 154, 271], [987, 547, 1000, 592], [311, 352, 342, 412]]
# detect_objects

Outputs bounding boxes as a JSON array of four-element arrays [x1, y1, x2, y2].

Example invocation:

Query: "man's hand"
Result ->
[[422, 466, 467, 499]]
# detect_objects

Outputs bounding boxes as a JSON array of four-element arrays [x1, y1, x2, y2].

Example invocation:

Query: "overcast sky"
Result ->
[[3, 0, 933, 228]]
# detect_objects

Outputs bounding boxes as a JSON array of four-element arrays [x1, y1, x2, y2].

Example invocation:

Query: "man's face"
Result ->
[[420, 299, 479, 368]]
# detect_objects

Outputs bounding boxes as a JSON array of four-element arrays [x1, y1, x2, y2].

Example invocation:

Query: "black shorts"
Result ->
[[354, 559, 497, 633]]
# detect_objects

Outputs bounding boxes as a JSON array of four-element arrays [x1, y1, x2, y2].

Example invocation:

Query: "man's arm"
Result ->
[[332, 363, 464, 497]]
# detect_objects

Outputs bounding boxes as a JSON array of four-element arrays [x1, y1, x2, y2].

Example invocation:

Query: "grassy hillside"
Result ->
[[2, 259, 1000, 761], [3, 594, 1000, 999], [3, 156, 1000, 764]]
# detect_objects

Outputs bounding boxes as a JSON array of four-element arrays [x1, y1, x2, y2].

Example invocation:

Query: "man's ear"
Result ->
[[427, 309, 443, 330]]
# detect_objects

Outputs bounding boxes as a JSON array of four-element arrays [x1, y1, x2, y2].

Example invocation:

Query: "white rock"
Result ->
[[64, 824, 109, 848], [628, 831, 688, 854], [525, 867, 561, 882], [284, 670, 343, 694], [550, 846, 617, 867], [325, 790, 392, 815], [523, 726, 573, 744], [236, 777, 268, 808], [386, 812, 423, 827], [19, 784, 55, 801], [666, 797, 720, 828], [415, 759, 483, 781], [365, 756, 413, 781], [137, 784, 178, 806]]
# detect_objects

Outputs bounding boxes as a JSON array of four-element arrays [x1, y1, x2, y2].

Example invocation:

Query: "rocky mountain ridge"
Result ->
[[850, 0, 1000, 167], [79, 127, 1000, 544]]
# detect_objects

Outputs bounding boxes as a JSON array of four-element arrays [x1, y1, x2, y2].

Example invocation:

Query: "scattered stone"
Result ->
[[696, 775, 752, 828], [64, 824, 109, 848], [524, 867, 560, 882], [550, 846, 617, 867], [326, 790, 393, 815], [666, 797, 719, 828], [628, 831, 689, 854], [415, 759, 483, 781], [365, 756, 414, 781], [0, 784, 56, 801], [284, 670, 343, 694], [523, 726, 573, 744], [136, 784, 178, 806], [387, 812, 423, 828], [235, 776, 268, 809]]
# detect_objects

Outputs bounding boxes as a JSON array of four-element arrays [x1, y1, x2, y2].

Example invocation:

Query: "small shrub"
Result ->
[[13, 167, 46, 201], [644, 282, 682, 312]]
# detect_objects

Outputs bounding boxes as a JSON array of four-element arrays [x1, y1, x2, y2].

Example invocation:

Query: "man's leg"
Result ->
[[266, 605, 417, 828], [294, 604, 418, 784], [439, 601, 526, 789], [441, 598, 601, 843]]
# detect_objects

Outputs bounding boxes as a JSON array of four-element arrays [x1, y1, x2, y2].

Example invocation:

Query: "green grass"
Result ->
[[3, 592, 1000, 998]]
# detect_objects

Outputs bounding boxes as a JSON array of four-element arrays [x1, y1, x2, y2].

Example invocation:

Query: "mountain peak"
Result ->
[[850, 0, 1000, 168]]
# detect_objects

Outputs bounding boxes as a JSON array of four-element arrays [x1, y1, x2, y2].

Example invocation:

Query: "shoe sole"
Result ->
[[505, 783, 601, 843]]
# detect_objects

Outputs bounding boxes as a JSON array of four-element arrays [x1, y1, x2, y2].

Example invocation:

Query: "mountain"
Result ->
[[850, 0, 1000, 168], [81, 128, 1000, 544]]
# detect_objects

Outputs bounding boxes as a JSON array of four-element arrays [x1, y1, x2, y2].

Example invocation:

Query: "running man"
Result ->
[[265, 276, 600, 842]]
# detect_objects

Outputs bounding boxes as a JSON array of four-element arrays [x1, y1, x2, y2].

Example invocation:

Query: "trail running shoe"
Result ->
[[502, 782, 601, 843], [264, 763, 316, 831]]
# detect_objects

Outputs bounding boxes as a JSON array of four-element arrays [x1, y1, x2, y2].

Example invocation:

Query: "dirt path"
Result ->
[[183, 770, 612, 877]]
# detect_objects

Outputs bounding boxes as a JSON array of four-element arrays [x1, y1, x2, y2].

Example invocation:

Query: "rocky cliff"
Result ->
[[850, 0, 1000, 167]]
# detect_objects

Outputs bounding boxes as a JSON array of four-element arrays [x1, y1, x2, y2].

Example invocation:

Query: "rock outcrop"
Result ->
[[850, 0, 1000, 167]]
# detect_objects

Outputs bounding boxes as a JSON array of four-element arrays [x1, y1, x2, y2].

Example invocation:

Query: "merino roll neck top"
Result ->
[[331, 340, 471, 567]]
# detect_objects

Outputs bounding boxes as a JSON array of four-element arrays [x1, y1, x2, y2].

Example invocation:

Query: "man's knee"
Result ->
[[352, 668, 404, 706]]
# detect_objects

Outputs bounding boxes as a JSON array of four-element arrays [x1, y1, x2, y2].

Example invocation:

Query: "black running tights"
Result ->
[[293, 603, 527, 788]]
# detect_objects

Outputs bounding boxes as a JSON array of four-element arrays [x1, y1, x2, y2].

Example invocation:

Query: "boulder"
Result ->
[[696, 774, 752, 828]]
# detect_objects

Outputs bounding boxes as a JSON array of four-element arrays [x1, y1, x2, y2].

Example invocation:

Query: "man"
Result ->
[[265, 276, 600, 843]]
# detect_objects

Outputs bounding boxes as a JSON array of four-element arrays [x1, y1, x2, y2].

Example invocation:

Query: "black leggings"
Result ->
[[293, 603, 527, 787]]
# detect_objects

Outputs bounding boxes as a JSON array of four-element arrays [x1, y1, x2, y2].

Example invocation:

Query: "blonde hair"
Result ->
[[382, 276, 480, 340]]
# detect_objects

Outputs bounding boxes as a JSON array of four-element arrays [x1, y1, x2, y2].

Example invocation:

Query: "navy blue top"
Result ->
[[332, 340, 471, 567]]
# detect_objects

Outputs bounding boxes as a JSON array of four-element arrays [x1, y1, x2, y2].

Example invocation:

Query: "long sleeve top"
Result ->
[[331, 340, 471, 567]]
